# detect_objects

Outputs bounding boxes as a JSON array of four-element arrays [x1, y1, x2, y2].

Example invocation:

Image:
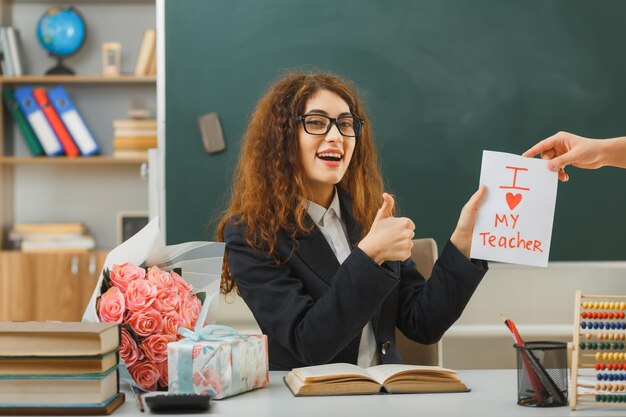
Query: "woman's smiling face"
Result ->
[[298, 89, 356, 206]]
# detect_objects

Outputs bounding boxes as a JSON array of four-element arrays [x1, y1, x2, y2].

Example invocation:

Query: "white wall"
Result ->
[[443, 262, 626, 369]]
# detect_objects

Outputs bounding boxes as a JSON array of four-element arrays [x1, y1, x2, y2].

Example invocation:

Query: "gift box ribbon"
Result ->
[[177, 324, 246, 395], [178, 324, 241, 342]]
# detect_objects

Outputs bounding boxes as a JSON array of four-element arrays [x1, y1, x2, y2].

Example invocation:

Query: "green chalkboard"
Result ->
[[165, 0, 626, 261]]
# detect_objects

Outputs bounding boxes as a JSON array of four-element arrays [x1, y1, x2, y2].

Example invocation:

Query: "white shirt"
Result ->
[[306, 189, 379, 368]]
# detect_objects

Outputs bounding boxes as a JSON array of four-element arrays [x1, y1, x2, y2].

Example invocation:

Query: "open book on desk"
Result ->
[[284, 363, 469, 396]]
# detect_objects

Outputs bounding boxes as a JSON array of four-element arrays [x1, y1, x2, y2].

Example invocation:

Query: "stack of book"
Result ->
[[9, 223, 96, 252], [0, 26, 24, 76], [113, 119, 157, 158], [3, 85, 100, 157], [0, 321, 124, 415]]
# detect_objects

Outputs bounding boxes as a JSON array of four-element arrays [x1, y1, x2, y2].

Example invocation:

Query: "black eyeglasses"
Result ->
[[296, 113, 364, 137]]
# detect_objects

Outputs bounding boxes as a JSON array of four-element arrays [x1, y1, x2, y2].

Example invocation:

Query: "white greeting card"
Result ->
[[470, 150, 558, 267]]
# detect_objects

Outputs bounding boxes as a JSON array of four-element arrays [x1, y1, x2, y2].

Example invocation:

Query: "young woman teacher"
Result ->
[[218, 71, 488, 370]]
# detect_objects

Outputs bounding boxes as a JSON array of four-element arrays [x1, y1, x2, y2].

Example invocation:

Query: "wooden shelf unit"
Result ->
[[0, 0, 157, 322], [0, 74, 155, 249], [0, 0, 158, 249]]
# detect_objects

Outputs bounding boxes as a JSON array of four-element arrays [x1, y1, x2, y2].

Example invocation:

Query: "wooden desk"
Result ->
[[98, 370, 626, 416]]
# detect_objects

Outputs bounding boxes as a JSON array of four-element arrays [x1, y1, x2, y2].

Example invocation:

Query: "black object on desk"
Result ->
[[144, 394, 211, 413]]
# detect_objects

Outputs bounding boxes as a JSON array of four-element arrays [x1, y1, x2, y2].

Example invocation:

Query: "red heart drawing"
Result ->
[[506, 193, 522, 210]]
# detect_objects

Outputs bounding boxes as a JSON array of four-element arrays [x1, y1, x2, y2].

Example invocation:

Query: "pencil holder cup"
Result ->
[[514, 341, 568, 407]]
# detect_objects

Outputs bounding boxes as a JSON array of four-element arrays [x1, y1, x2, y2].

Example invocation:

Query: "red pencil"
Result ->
[[501, 315, 544, 405]]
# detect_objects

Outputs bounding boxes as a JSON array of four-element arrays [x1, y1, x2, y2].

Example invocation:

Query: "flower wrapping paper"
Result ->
[[168, 333, 269, 399], [82, 217, 226, 390]]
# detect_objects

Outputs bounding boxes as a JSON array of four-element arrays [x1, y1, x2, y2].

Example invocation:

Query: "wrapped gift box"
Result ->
[[168, 330, 269, 399]]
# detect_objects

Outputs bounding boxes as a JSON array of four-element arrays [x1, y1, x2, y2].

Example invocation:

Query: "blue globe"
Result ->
[[37, 7, 86, 57]]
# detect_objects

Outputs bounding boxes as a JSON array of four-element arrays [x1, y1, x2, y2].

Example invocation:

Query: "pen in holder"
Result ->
[[501, 315, 568, 407], [515, 341, 568, 407]]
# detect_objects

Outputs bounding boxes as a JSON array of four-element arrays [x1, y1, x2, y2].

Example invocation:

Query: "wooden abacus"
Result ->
[[571, 291, 626, 410]]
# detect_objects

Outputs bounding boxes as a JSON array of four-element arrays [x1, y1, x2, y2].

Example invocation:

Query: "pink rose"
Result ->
[[178, 293, 202, 329], [153, 288, 181, 313], [119, 327, 143, 367], [127, 308, 164, 337], [98, 287, 125, 323], [125, 279, 157, 312], [162, 311, 185, 337], [109, 263, 145, 292], [156, 360, 169, 389], [141, 334, 174, 363], [128, 360, 160, 391], [146, 266, 175, 290], [170, 270, 193, 295]]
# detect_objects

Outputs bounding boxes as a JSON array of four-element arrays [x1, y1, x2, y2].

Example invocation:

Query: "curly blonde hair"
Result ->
[[217, 71, 385, 294]]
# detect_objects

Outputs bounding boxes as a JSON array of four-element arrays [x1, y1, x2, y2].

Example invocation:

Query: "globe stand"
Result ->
[[45, 55, 75, 75]]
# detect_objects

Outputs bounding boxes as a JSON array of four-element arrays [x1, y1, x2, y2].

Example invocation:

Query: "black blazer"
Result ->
[[224, 189, 488, 371]]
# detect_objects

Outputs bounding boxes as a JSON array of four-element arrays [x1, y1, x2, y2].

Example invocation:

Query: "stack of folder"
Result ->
[[0, 321, 124, 415], [2, 85, 100, 157], [112, 119, 157, 158]]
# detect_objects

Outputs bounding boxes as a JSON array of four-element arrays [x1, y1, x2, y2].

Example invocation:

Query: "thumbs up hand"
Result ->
[[358, 193, 415, 265], [372, 192, 394, 225]]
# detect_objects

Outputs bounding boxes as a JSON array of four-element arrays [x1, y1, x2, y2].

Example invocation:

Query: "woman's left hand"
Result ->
[[450, 185, 487, 259]]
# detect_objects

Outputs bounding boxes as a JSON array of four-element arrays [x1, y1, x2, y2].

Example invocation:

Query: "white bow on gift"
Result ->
[[178, 325, 241, 342]]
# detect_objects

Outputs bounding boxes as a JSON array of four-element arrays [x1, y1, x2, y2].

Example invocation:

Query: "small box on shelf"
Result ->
[[101, 42, 122, 77]]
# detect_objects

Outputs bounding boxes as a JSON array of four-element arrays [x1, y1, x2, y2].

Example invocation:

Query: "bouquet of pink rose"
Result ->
[[97, 262, 204, 390], [82, 218, 225, 392]]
